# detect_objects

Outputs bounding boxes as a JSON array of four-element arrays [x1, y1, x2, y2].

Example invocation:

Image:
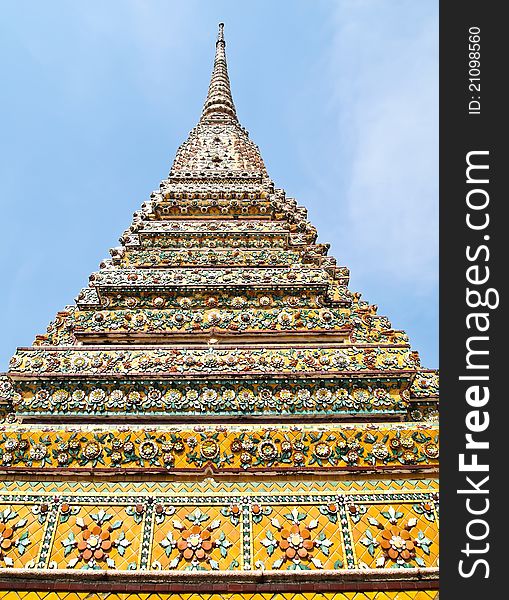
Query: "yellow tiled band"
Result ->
[[0, 423, 439, 472], [0, 479, 438, 572]]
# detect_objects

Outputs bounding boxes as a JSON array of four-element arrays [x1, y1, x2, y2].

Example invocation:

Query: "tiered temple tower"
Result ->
[[0, 24, 439, 600]]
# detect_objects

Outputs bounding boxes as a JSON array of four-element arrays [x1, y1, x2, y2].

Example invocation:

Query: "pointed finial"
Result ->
[[170, 22, 268, 176], [200, 23, 238, 123]]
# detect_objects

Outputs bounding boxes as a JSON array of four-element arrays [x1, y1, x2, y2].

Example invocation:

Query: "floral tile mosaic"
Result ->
[[0, 479, 438, 573], [0, 424, 438, 472]]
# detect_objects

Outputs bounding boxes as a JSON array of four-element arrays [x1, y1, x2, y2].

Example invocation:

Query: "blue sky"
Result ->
[[0, 0, 438, 368]]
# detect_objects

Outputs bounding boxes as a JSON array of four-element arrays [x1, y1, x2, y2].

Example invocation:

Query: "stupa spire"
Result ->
[[170, 22, 267, 177], [200, 23, 238, 123]]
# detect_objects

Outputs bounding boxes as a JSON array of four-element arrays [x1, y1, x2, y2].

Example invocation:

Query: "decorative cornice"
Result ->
[[0, 567, 439, 592], [9, 345, 418, 378]]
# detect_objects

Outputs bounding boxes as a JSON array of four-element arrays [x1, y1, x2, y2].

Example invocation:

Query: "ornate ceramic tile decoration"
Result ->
[[0, 424, 438, 471], [0, 23, 438, 599]]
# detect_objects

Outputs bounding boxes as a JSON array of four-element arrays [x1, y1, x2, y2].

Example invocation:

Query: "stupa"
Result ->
[[0, 24, 439, 600]]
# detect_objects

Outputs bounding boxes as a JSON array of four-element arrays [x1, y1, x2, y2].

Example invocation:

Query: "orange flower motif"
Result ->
[[0, 523, 14, 552], [62, 511, 131, 569], [177, 525, 214, 561], [278, 524, 314, 560], [379, 525, 416, 562], [77, 524, 113, 563], [262, 508, 332, 570], [0, 514, 30, 566]]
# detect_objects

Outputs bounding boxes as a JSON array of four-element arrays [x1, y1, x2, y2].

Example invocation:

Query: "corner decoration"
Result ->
[[0, 23, 438, 599]]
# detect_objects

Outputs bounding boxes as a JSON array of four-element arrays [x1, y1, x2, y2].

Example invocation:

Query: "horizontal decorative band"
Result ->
[[131, 219, 291, 233], [120, 248, 304, 268], [132, 234, 292, 249], [0, 482, 439, 572], [72, 307, 352, 336], [0, 568, 439, 594], [8, 346, 417, 377], [0, 423, 439, 472], [5, 373, 412, 421], [6, 376, 414, 418], [88, 267, 332, 288]]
